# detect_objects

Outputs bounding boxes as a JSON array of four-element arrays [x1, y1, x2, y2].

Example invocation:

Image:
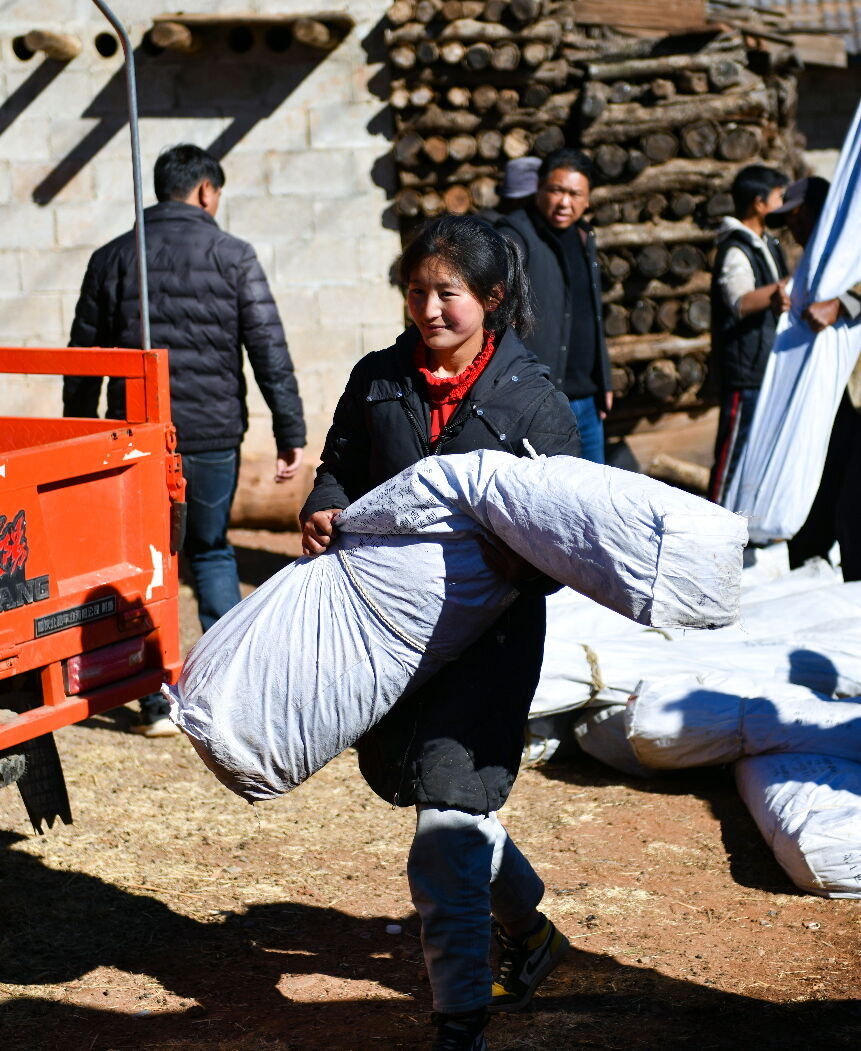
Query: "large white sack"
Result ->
[[735, 753, 861, 898], [725, 100, 861, 541], [168, 450, 746, 802], [626, 673, 861, 769], [573, 704, 655, 779], [530, 561, 861, 721], [338, 451, 747, 627]]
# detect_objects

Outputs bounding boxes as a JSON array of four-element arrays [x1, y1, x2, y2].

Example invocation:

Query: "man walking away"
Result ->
[[497, 149, 612, 463], [64, 144, 306, 735], [709, 164, 790, 504]]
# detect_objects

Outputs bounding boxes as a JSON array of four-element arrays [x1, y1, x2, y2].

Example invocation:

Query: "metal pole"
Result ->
[[88, 0, 150, 350]]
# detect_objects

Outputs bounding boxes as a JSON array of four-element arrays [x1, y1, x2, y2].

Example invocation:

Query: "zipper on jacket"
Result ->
[[396, 389, 431, 457]]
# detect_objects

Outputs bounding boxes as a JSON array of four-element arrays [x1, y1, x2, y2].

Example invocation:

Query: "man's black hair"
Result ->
[[731, 164, 788, 217], [154, 144, 226, 203], [538, 148, 595, 188]]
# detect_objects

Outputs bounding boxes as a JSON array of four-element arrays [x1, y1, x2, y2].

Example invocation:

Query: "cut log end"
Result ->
[[24, 29, 83, 61]]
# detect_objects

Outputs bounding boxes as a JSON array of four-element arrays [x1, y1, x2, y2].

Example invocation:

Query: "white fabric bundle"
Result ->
[[735, 753, 861, 898], [531, 569, 861, 720], [167, 450, 746, 802], [625, 672, 861, 769], [573, 704, 654, 779], [725, 100, 861, 541]]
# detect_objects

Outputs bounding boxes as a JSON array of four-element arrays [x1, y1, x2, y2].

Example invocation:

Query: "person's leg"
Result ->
[[836, 406, 861, 580], [485, 813, 568, 1013], [408, 807, 559, 1016], [788, 396, 851, 569], [487, 814, 544, 935], [134, 691, 179, 736], [709, 388, 758, 504], [408, 805, 495, 1016], [568, 396, 605, 464], [182, 448, 242, 632]]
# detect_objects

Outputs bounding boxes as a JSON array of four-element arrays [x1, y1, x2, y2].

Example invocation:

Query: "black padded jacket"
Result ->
[[63, 201, 306, 453], [496, 206, 611, 398], [302, 325, 581, 813]]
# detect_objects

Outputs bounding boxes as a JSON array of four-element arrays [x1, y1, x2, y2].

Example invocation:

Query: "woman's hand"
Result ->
[[477, 533, 538, 585], [302, 509, 342, 556]]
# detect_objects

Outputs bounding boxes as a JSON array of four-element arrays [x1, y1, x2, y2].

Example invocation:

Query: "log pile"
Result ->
[[384, 0, 806, 422]]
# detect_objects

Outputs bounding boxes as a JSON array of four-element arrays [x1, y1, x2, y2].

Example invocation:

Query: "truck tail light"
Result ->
[[63, 637, 148, 695]]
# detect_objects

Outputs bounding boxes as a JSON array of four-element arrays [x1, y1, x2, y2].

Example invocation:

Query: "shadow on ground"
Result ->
[[1, 830, 858, 1050], [538, 751, 794, 895]]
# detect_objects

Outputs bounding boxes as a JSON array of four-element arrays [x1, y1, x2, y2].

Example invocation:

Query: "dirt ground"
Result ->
[[1, 537, 860, 1050]]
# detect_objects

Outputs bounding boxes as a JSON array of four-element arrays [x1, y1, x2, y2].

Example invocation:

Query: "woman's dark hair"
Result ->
[[731, 164, 788, 217], [538, 147, 595, 188], [397, 215, 534, 335], [154, 144, 226, 202]]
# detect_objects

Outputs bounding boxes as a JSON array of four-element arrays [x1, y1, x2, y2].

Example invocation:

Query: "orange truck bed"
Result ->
[[0, 347, 184, 755]]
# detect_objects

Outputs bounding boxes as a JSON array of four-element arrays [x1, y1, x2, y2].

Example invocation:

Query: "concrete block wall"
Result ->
[[0, 0, 402, 527]]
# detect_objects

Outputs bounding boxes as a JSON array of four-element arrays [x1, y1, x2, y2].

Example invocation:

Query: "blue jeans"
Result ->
[[183, 448, 242, 633], [141, 449, 242, 717], [407, 806, 545, 1013], [569, 396, 605, 463]]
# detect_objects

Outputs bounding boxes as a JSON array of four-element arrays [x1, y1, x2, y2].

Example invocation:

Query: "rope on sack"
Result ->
[[522, 438, 540, 460], [337, 548, 454, 662], [581, 643, 606, 700]]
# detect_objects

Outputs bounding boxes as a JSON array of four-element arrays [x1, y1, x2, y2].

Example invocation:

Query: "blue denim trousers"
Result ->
[[182, 447, 242, 633], [141, 448, 242, 716], [407, 805, 545, 1013], [569, 396, 605, 463]]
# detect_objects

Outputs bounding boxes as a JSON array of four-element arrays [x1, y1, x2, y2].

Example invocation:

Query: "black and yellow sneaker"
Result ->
[[490, 915, 569, 1013], [431, 1007, 489, 1050]]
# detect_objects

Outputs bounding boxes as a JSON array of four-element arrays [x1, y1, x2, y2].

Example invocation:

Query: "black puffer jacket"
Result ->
[[302, 326, 581, 813], [63, 201, 305, 453], [497, 206, 611, 397]]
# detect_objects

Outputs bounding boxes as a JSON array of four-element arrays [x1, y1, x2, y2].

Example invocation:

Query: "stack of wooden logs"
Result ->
[[580, 30, 803, 412], [388, 0, 595, 219], [385, 0, 805, 417]]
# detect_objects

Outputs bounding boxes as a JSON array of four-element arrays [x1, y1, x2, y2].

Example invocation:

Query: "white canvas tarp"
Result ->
[[531, 562, 861, 721], [724, 100, 861, 541], [625, 673, 861, 769], [166, 450, 746, 802]]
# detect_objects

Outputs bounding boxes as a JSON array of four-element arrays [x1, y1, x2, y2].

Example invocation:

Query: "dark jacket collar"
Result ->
[[143, 200, 220, 227], [390, 325, 546, 399]]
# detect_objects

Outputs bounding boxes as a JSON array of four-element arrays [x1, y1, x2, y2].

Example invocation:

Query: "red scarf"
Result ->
[[414, 331, 497, 444]]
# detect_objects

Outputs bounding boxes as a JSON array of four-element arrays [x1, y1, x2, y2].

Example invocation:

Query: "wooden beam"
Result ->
[[571, 0, 707, 31], [788, 32, 847, 69]]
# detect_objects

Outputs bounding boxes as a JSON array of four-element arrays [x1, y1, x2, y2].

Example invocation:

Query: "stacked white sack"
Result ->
[[735, 754, 861, 898], [625, 673, 861, 769], [167, 450, 746, 802], [532, 574, 861, 720], [725, 99, 861, 540]]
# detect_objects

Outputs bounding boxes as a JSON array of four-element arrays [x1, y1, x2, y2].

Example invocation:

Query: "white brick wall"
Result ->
[[0, 1, 403, 526]]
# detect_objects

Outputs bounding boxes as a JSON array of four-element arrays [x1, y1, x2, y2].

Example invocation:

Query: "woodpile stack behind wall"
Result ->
[[384, 0, 806, 444]]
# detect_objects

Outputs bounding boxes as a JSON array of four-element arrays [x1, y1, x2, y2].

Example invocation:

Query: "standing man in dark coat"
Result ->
[[497, 148, 612, 462], [64, 144, 306, 735]]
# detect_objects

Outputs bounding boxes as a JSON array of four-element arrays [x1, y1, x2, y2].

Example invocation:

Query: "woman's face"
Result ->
[[407, 259, 486, 356]]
